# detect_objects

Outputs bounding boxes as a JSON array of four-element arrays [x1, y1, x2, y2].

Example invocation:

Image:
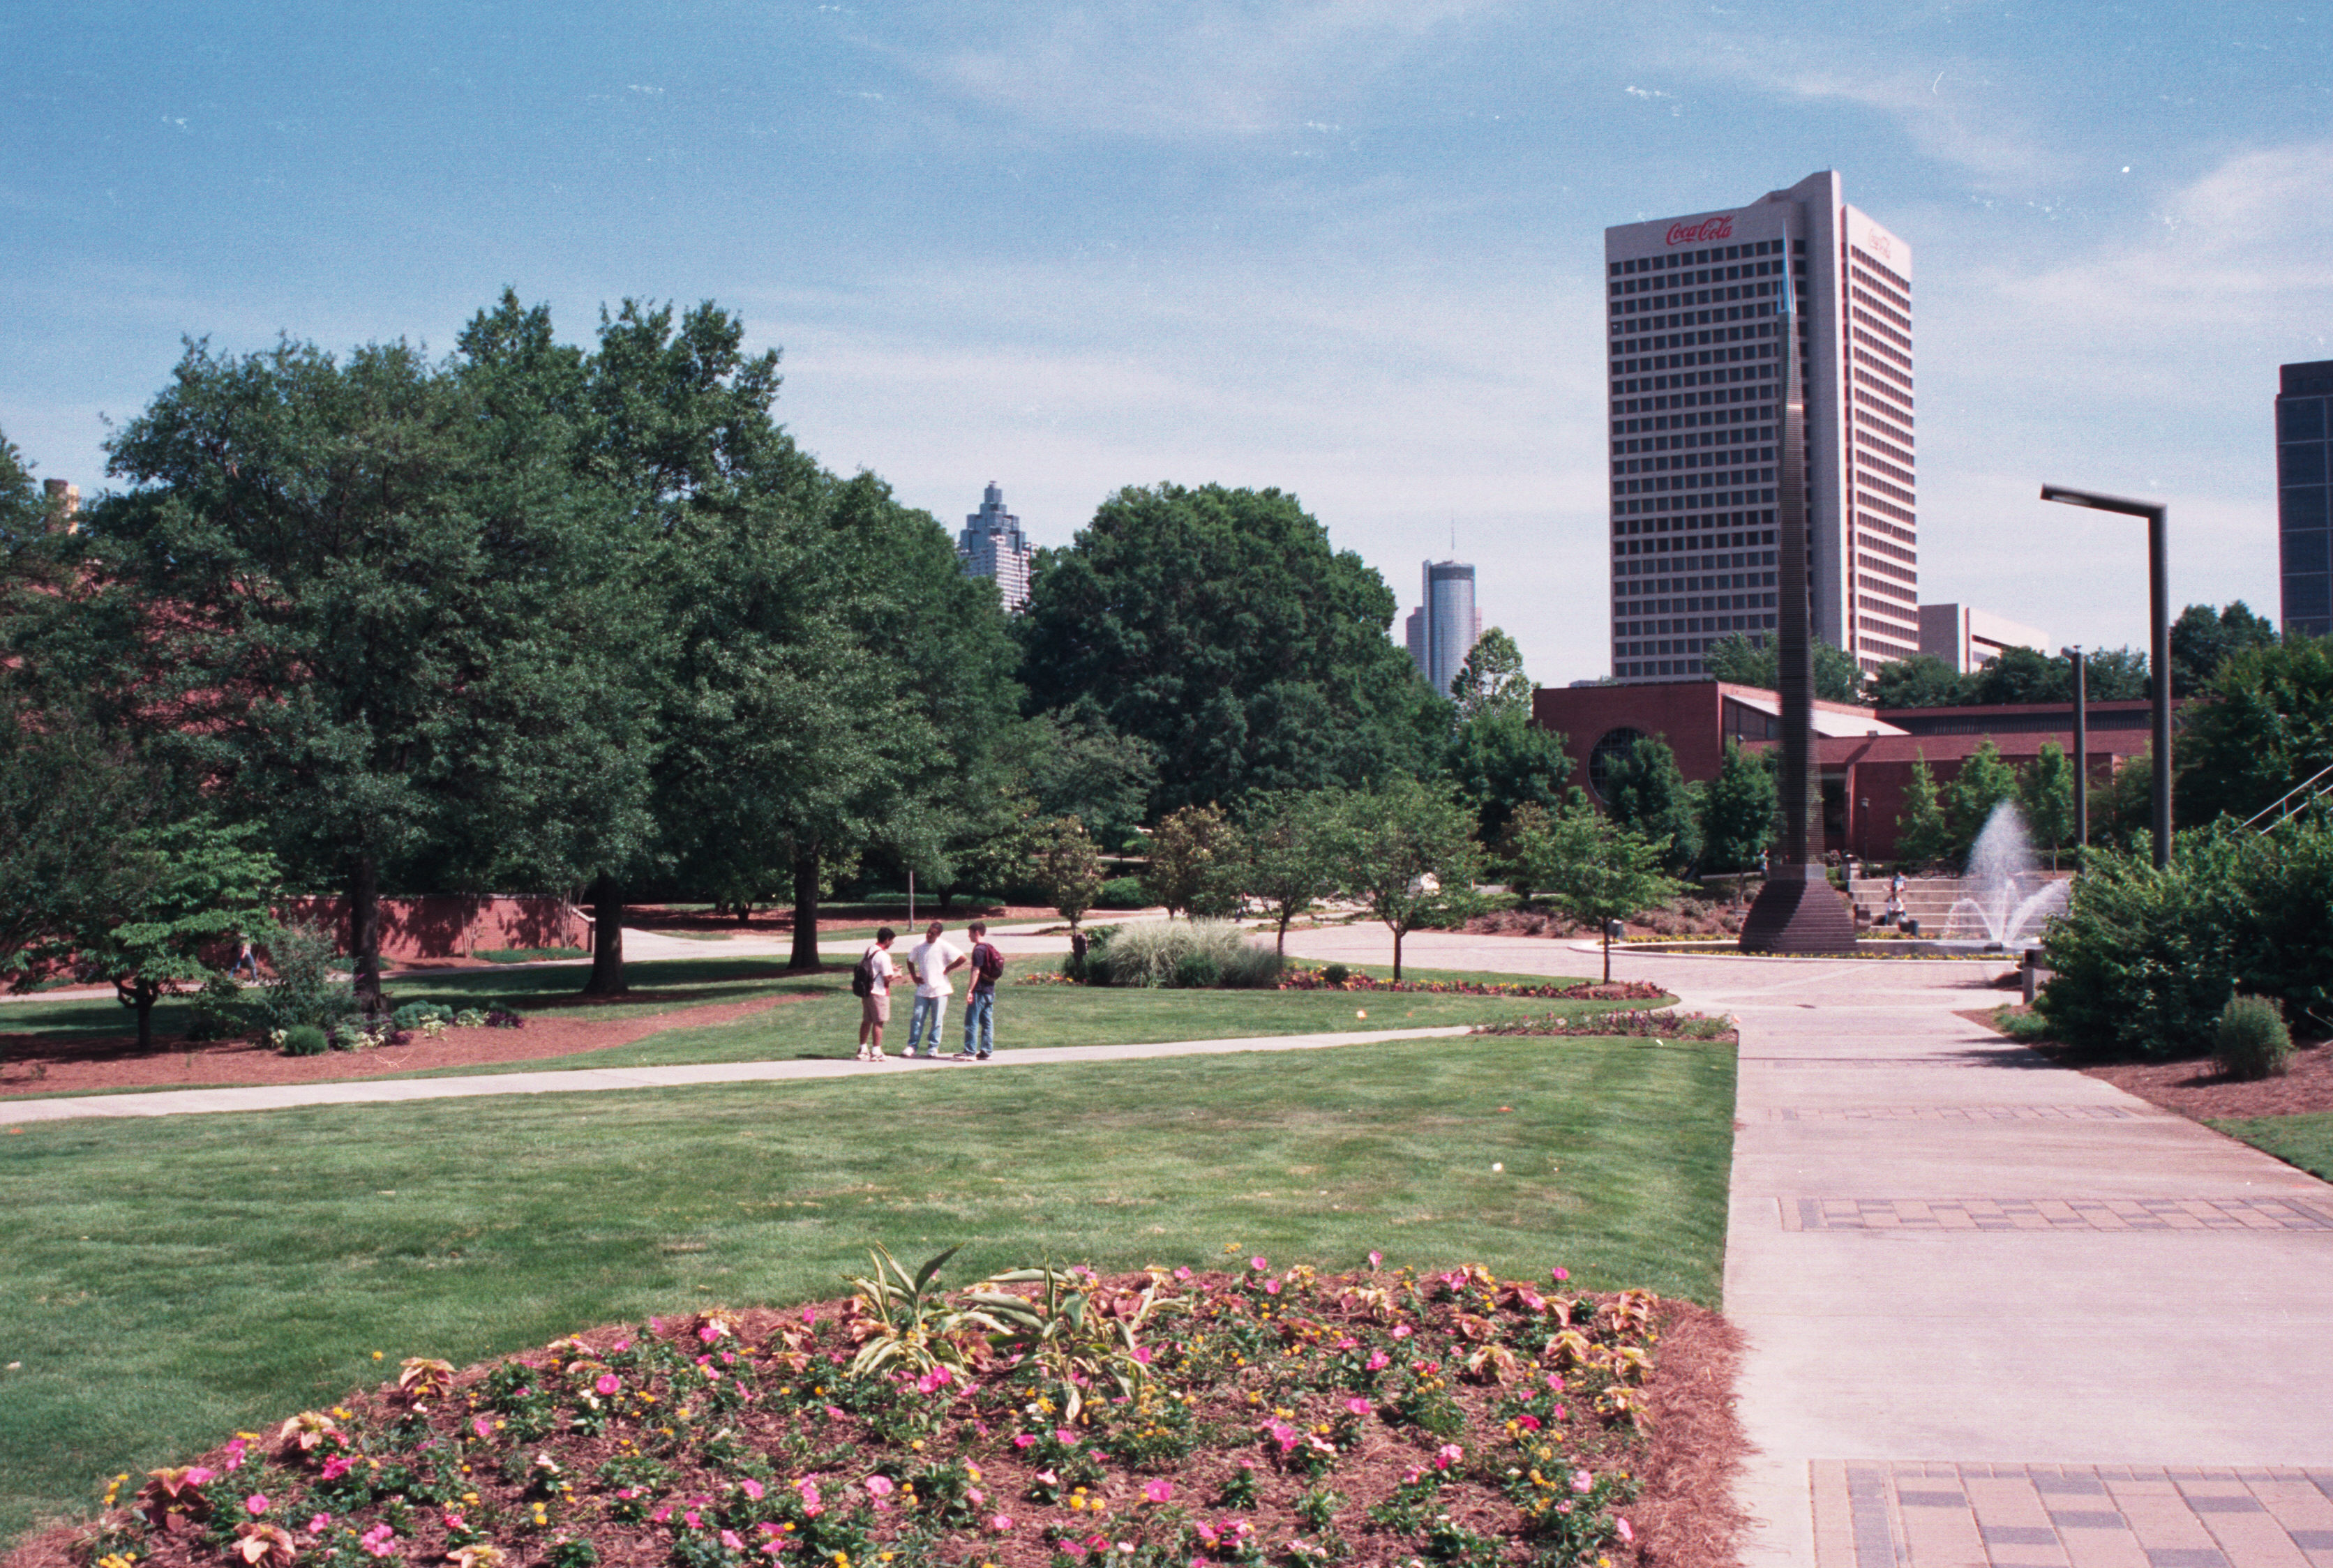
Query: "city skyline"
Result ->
[[2, 4, 2325, 684]]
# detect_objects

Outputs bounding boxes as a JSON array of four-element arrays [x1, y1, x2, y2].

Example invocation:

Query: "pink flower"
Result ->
[[1263, 1421, 1300, 1454], [1436, 1444, 1464, 1470], [650, 1318, 664, 1332], [824, 1406, 845, 1422], [1012, 1433, 1037, 1449], [473, 1417, 493, 1439], [1553, 1404, 1568, 1419], [1572, 1470, 1595, 1493], [1056, 1428, 1078, 1445], [864, 1477, 893, 1499], [320, 1456, 354, 1482], [223, 1441, 248, 1473], [684, 1509, 703, 1530], [698, 1323, 725, 1343], [1250, 1256, 1268, 1271], [1143, 1480, 1173, 1504], [988, 1515, 1014, 1532], [306, 1514, 332, 1536], [966, 1488, 986, 1507], [1391, 1325, 1413, 1340], [1035, 1471, 1060, 1488], [1616, 1518, 1635, 1543], [1367, 1249, 1384, 1268], [1264, 1279, 1282, 1295], [1173, 1266, 1192, 1281], [1365, 1348, 1390, 1371], [594, 1373, 620, 1396], [741, 1479, 765, 1501], [1551, 1266, 1570, 1283], [613, 1341, 630, 1352], [1344, 1397, 1372, 1416], [443, 1514, 467, 1532], [650, 1506, 672, 1525], [360, 1525, 398, 1560], [1130, 1345, 1153, 1365], [1517, 1414, 1542, 1431], [721, 1532, 744, 1551], [1546, 1373, 1566, 1391], [184, 1468, 218, 1486], [244, 1493, 269, 1517]]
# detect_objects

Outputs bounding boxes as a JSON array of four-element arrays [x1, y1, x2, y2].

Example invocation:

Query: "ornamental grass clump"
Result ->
[[55, 1252, 1702, 1568], [1079, 921, 1281, 990], [2214, 994, 2293, 1081]]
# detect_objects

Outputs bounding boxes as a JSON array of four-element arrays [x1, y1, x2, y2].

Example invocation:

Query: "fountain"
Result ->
[[1938, 800, 2070, 950]]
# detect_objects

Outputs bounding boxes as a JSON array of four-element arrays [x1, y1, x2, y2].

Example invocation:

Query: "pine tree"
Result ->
[[1895, 751, 1953, 869]]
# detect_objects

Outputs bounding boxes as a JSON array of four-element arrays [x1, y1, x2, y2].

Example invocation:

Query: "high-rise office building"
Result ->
[[1603, 171, 1918, 681], [1406, 560, 1480, 698], [2278, 360, 2333, 639], [956, 481, 1034, 612]]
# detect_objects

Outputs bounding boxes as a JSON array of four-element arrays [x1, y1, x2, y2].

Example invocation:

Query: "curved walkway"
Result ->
[[1283, 926, 2333, 1568]]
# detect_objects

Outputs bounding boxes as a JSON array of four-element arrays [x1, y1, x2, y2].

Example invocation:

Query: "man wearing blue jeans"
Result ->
[[903, 920, 966, 1059], [954, 921, 1004, 1060]]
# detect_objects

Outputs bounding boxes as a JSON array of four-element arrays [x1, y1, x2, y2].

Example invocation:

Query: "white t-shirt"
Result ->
[[861, 943, 897, 996], [910, 937, 963, 998]]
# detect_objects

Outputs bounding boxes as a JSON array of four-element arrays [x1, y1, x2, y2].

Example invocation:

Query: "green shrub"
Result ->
[[2040, 817, 2333, 1058], [2214, 995, 2293, 1080], [1172, 951, 1222, 989], [1321, 963, 1351, 986], [279, 1024, 329, 1057], [1093, 876, 1150, 910], [392, 1001, 453, 1029], [255, 920, 358, 1034], [1219, 943, 1284, 989]]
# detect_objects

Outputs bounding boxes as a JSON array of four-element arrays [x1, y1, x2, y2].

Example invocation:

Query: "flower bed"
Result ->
[[1473, 1013, 1735, 1042], [35, 1258, 1741, 1568], [1275, 974, 1667, 1002]]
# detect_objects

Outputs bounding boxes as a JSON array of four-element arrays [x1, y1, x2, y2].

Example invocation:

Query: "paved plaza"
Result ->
[[13, 920, 2333, 1568]]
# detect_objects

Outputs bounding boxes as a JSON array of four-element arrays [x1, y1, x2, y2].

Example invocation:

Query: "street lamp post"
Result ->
[[2061, 645, 2087, 852], [2039, 485, 2171, 868]]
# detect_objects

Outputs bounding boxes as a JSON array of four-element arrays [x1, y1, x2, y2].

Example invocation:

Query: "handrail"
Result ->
[[2244, 762, 2333, 832]]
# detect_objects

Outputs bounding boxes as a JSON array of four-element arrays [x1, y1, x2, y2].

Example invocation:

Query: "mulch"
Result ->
[[0, 987, 827, 1102], [1967, 1009, 2333, 1120]]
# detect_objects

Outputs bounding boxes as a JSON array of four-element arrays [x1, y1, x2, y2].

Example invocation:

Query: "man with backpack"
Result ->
[[852, 927, 899, 1062], [952, 920, 1007, 1061]]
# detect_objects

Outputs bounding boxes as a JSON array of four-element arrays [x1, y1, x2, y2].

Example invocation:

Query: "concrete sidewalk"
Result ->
[[1279, 927, 2333, 1568], [0, 1024, 1478, 1124]]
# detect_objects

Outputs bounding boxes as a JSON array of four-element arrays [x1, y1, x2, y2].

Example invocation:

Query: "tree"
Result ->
[[2080, 647, 2151, 701], [1013, 703, 1160, 852], [1325, 777, 1483, 980], [1699, 739, 1778, 874], [1016, 483, 1437, 816], [99, 334, 627, 1013], [1241, 790, 1346, 953], [1893, 751, 1953, 868], [1519, 797, 1680, 983], [2170, 601, 2279, 698], [1867, 654, 1970, 709], [1448, 627, 1533, 720], [1441, 710, 1571, 847], [0, 425, 47, 552], [1703, 632, 1865, 703], [22, 817, 280, 1051], [2020, 741, 2078, 868], [1942, 739, 2021, 863], [1029, 816, 1104, 931], [1963, 645, 2065, 705], [1600, 734, 1703, 874], [1142, 804, 1246, 919], [2176, 635, 2333, 826]]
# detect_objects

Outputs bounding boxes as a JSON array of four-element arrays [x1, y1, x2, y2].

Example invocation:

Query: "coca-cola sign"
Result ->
[[1665, 216, 1733, 247]]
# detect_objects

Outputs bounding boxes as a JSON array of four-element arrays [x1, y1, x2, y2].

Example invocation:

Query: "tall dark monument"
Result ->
[[1739, 260, 1859, 953]]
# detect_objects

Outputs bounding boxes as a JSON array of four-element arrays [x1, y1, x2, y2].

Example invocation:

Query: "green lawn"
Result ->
[[0, 1030, 1734, 1549], [2208, 1112, 2333, 1182]]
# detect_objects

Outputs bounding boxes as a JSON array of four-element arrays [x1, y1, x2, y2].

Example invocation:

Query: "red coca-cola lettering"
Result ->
[[1665, 216, 1734, 247]]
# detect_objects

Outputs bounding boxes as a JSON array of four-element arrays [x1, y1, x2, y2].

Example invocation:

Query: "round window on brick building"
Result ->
[[1588, 728, 1647, 801]]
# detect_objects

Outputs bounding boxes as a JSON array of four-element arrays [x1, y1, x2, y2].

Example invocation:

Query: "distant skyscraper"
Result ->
[[2279, 360, 2332, 639], [1407, 560, 1480, 698], [957, 481, 1033, 612], [1604, 170, 1917, 681]]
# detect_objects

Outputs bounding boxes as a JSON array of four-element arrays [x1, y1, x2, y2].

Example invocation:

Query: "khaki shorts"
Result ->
[[862, 991, 891, 1025]]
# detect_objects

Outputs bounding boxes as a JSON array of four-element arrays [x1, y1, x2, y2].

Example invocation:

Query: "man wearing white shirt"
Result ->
[[903, 920, 968, 1059]]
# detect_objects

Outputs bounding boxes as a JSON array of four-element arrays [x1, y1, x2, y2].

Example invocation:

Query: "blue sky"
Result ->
[[5, 1, 2331, 684]]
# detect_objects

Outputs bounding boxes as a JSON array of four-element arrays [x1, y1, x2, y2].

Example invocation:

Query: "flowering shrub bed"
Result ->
[[1275, 974, 1667, 1002], [59, 1258, 1696, 1568], [1472, 1013, 1734, 1043]]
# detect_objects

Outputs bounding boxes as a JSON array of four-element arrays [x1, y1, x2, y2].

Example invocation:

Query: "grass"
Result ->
[[2207, 1112, 2333, 1183], [477, 945, 588, 963], [0, 1028, 1734, 1550]]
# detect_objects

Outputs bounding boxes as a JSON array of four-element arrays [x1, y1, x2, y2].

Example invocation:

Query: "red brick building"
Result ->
[[1531, 680, 2156, 861]]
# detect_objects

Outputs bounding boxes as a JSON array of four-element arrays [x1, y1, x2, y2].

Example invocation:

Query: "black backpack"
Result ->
[[850, 951, 879, 998]]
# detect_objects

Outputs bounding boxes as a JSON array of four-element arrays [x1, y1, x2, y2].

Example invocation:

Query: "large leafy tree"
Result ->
[[1698, 739, 1778, 874], [1241, 789, 1347, 954], [1017, 483, 1436, 816], [1141, 804, 1245, 919], [1448, 627, 1533, 719], [1941, 739, 2021, 859], [1867, 654, 1969, 710], [1442, 711, 1571, 847], [1600, 734, 1703, 874], [1893, 752, 1953, 868], [1011, 702, 1159, 852], [2177, 635, 2333, 827], [1704, 632, 1864, 703], [2170, 601, 2278, 698], [0, 425, 47, 551], [96, 335, 622, 1011], [1324, 777, 1483, 980], [1512, 794, 1680, 983]]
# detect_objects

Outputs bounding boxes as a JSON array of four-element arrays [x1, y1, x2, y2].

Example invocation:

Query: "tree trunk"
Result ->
[[789, 843, 823, 972], [581, 873, 626, 995], [1275, 914, 1289, 956], [351, 853, 385, 1015], [135, 983, 156, 1053], [1603, 927, 1613, 984], [1391, 926, 1404, 981]]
